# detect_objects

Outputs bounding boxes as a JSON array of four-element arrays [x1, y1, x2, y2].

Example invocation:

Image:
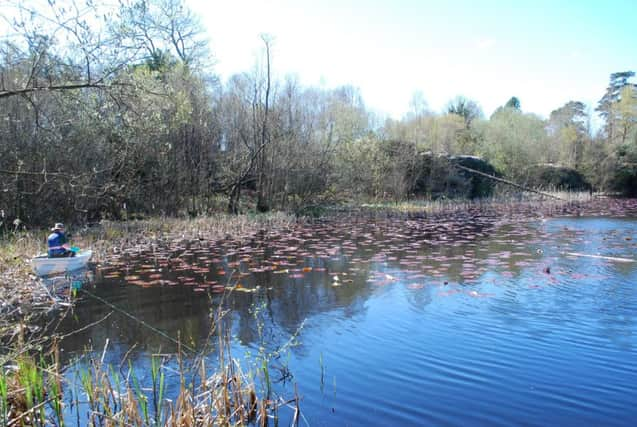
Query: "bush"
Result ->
[[412, 153, 499, 199], [452, 155, 500, 199], [523, 164, 591, 191], [608, 163, 637, 196]]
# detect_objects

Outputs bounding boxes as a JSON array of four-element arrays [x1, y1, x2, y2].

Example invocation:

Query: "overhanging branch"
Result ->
[[0, 82, 111, 99]]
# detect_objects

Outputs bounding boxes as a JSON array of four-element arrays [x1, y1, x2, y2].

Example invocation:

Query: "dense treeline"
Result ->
[[1, 0, 636, 227]]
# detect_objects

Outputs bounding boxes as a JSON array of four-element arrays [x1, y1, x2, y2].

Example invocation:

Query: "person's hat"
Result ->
[[51, 223, 65, 231]]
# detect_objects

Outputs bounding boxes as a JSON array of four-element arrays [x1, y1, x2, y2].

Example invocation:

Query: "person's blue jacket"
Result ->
[[47, 231, 68, 257]]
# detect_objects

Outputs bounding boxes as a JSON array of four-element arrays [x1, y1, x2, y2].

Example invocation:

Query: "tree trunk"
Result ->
[[228, 185, 241, 214], [256, 36, 272, 213]]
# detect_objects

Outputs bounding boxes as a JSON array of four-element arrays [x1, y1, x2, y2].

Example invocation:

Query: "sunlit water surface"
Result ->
[[53, 215, 637, 426]]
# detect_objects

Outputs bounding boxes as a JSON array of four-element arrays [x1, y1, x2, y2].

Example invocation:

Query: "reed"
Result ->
[[355, 190, 594, 216], [1, 294, 298, 426], [129, 359, 150, 424], [0, 367, 8, 425], [48, 369, 63, 427], [0, 231, 43, 273], [151, 355, 166, 425]]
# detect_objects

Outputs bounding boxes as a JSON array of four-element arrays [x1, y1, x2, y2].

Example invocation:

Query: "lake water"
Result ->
[[52, 212, 637, 426]]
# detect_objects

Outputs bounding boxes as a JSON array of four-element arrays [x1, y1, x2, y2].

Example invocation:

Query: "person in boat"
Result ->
[[47, 223, 75, 258]]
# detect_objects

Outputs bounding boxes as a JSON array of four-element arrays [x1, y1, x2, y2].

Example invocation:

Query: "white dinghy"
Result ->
[[31, 250, 93, 277]]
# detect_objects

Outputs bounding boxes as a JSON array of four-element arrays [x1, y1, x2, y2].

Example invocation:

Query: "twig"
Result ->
[[100, 338, 110, 364], [57, 311, 114, 339], [7, 397, 54, 426], [564, 252, 636, 263], [38, 279, 59, 304], [78, 288, 195, 352], [119, 343, 138, 377], [89, 410, 135, 427], [292, 383, 300, 427]]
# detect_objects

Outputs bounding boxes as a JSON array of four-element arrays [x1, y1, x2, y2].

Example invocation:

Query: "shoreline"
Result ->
[[1, 196, 637, 425], [2, 196, 637, 350]]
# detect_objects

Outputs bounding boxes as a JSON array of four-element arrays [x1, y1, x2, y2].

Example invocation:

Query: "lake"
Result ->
[[51, 210, 637, 426]]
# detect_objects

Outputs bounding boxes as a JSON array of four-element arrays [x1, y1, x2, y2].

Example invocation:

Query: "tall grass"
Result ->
[[0, 368, 8, 426], [151, 355, 166, 425], [1, 301, 298, 426], [349, 189, 596, 218]]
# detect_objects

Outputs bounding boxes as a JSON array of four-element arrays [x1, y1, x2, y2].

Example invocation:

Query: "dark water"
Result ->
[[52, 214, 637, 426]]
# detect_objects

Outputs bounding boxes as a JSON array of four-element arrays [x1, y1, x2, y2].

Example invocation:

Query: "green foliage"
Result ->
[[1, 2, 635, 224], [16, 357, 47, 425], [334, 135, 386, 199], [596, 71, 637, 145], [477, 108, 552, 179], [453, 156, 500, 198], [49, 368, 64, 427], [601, 140, 637, 195], [608, 163, 637, 196], [0, 369, 7, 426], [446, 96, 484, 127], [383, 113, 469, 155], [548, 101, 589, 169], [411, 154, 498, 199], [129, 360, 150, 424], [150, 355, 166, 425], [505, 96, 521, 110]]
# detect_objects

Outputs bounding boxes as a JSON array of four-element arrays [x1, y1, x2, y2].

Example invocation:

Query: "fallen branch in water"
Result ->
[[455, 164, 565, 201], [564, 252, 636, 263], [57, 311, 114, 340]]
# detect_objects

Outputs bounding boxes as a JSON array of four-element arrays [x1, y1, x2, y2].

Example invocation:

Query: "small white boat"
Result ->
[[31, 250, 93, 277]]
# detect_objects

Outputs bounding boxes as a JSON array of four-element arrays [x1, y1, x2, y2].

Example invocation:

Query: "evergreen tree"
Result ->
[[596, 71, 636, 143], [505, 96, 521, 110]]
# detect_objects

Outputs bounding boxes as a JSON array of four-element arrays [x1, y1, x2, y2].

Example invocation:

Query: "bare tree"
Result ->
[[446, 96, 483, 128], [0, 0, 216, 224], [117, 0, 211, 70], [0, 0, 144, 99]]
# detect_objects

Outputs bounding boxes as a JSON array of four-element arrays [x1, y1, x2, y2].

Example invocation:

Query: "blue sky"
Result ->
[[192, 0, 635, 120]]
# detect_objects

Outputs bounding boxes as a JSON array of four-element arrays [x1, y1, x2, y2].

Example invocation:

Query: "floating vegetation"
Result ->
[[2, 198, 637, 424]]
